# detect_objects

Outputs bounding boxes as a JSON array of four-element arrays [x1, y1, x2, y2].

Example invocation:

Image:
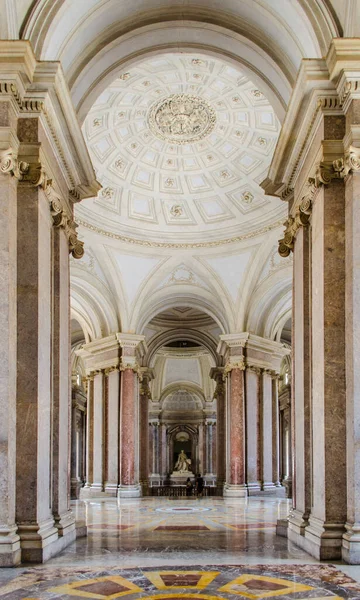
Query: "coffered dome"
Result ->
[[78, 53, 283, 244]]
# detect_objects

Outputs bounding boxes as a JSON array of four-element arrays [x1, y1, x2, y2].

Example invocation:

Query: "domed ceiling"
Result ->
[[78, 53, 283, 244]]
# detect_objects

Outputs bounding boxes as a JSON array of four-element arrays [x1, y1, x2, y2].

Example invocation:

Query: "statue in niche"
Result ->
[[174, 449, 192, 473]]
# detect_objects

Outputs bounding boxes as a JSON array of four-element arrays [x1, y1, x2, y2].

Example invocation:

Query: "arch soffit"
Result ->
[[137, 292, 231, 337], [146, 329, 219, 368], [245, 267, 292, 336], [21, 1, 340, 122], [160, 382, 206, 404], [70, 271, 120, 339]]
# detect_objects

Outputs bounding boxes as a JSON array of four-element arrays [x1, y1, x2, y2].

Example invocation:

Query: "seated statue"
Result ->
[[174, 449, 192, 473]]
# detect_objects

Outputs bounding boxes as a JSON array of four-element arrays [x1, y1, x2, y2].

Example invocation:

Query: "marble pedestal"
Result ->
[[223, 483, 247, 498], [118, 484, 142, 498]]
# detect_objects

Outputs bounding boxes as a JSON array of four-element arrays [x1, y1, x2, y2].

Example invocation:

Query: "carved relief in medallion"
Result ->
[[148, 94, 216, 144]]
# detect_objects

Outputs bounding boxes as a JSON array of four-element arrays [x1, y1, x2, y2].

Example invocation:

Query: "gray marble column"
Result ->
[[272, 374, 281, 487], [160, 423, 167, 477], [104, 367, 120, 495], [261, 370, 276, 491], [342, 150, 360, 562], [84, 374, 94, 489], [198, 423, 205, 478], [245, 366, 261, 494], [52, 223, 75, 540], [205, 420, 214, 475], [305, 179, 347, 560], [91, 370, 104, 492], [288, 224, 312, 541], [0, 143, 21, 565]]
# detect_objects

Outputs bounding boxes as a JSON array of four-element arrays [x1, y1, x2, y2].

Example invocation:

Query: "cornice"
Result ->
[[0, 41, 100, 203], [76, 218, 284, 249]]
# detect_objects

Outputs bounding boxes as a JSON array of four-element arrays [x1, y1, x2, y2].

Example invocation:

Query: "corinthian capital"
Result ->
[[65, 219, 84, 259], [333, 146, 360, 179], [0, 148, 28, 179]]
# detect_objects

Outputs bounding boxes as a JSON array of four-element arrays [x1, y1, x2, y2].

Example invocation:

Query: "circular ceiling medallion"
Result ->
[[148, 94, 216, 144]]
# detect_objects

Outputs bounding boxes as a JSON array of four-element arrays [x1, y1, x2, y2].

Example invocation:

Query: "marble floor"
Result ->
[[1, 497, 360, 599]]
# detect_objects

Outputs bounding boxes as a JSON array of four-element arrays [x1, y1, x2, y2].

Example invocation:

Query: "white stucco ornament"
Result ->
[[148, 94, 216, 144]]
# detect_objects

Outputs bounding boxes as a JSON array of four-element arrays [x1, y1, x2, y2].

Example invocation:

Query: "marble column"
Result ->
[[117, 334, 146, 498], [92, 370, 104, 493], [84, 374, 94, 489], [104, 367, 120, 495], [288, 224, 312, 541], [160, 423, 167, 477], [52, 223, 76, 540], [245, 366, 261, 494], [211, 368, 226, 488], [304, 178, 347, 560], [198, 423, 205, 478], [149, 423, 154, 477], [15, 139, 59, 562], [272, 374, 281, 487], [260, 370, 276, 491], [341, 126, 360, 562], [70, 400, 84, 499], [151, 422, 160, 476], [138, 368, 154, 494], [205, 420, 215, 475], [0, 140, 21, 565]]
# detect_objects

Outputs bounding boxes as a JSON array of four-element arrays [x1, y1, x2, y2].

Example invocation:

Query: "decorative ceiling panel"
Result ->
[[80, 53, 282, 243]]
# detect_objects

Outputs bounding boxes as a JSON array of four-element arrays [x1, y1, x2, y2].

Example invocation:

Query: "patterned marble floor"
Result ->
[[1, 498, 360, 599]]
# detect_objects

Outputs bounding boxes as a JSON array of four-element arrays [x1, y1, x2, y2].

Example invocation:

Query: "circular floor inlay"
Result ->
[[148, 94, 216, 144], [155, 506, 211, 513]]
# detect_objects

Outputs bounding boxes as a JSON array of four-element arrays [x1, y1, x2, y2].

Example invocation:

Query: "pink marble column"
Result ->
[[261, 370, 276, 490], [104, 367, 120, 495], [0, 145, 21, 565], [224, 366, 247, 497], [119, 368, 141, 497], [212, 423, 217, 475], [245, 366, 261, 494], [148, 423, 154, 476], [52, 224, 75, 540]]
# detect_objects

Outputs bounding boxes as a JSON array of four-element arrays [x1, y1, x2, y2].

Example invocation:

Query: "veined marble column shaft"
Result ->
[[224, 366, 247, 497], [139, 369, 153, 493], [261, 370, 276, 490], [305, 178, 347, 560], [160, 423, 167, 477], [104, 368, 120, 495], [92, 371, 104, 492], [288, 225, 312, 541], [0, 139, 21, 565], [245, 366, 261, 494], [16, 129, 58, 562], [211, 368, 225, 487], [85, 375, 94, 488], [52, 223, 75, 540], [272, 375, 281, 487], [342, 128, 360, 562]]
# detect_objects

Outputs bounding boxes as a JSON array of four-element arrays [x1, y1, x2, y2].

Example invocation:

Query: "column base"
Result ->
[[342, 523, 360, 564], [118, 484, 142, 498], [54, 510, 76, 537], [247, 482, 262, 495], [301, 515, 345, 560], [104, 483, 119, 496], [17, 517, 72, 563], [0, 527, 21, 566], [276, 518, 289, 537], [288, 508, 309, 537], [70, 478, 83, 499], [223, 483, 247, 498]]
